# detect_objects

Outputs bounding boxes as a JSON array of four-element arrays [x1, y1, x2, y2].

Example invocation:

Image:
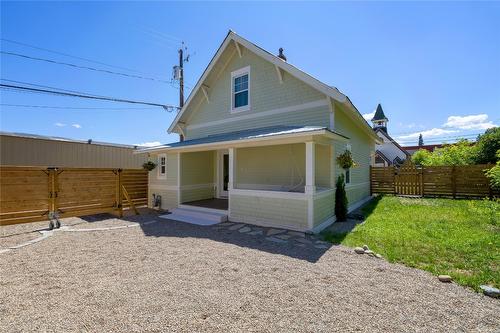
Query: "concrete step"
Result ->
[[159, 207, 228, 226]]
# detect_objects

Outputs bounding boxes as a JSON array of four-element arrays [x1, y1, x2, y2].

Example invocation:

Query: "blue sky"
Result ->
[[1, 1, 499, 146]]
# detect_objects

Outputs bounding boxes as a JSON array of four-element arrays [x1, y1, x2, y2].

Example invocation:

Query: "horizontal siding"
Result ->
[[184, 47, 329, 139], [0, 135, 147, 168], [313, 191, 335, 227], [230, 193, 308, 231], [149, 153, 178, 187], [148, 186, 178, 210], [181, 186, 215, 203], [180, 151, 214, 185], [187, 105, 330, 139], [236, 144, 305, 189]]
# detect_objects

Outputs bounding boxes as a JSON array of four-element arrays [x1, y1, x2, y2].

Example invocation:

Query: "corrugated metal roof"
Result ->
[[139, 126, 348, 152], [0, 131, 139, 149]]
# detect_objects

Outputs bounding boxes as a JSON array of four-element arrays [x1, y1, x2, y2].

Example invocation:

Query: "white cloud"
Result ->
[[362, 111, 375, 121], [443, 114, 496, 130], [71, 124, 82, 129], [396, 128, 458, 140], [54, 122, 66, 127], [135, 141, 161, 147]]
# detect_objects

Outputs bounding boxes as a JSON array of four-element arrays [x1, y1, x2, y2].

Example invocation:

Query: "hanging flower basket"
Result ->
[[337, 150, 357, 169], [142, 161, 157, 171]]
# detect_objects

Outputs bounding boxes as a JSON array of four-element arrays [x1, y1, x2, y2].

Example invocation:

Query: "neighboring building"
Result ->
[[0, 131, 147, 168], [404, 144, 444, 155], [370, 104, 409, 167], [140, 31, 380, 233]]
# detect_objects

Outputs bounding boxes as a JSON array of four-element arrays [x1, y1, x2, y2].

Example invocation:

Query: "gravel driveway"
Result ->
[[1, 211, 499, 332]]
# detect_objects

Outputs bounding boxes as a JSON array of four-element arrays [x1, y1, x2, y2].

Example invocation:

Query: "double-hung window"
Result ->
[[231, 66, 250, 112], [158, 154, 166, 179]]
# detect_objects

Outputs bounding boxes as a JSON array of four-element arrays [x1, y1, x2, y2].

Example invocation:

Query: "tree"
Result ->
[[411, 140, 476, 166], [485, 149, 500, 189], [418, 134, 424, 146], [335, 174, 348, 221], [474, 127, 500, 164], [411, 149, 431, 165]]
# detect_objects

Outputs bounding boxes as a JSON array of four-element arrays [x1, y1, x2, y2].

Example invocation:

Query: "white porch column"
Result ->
[[228, 148, 236, 190], [305, 142, 316, 195]]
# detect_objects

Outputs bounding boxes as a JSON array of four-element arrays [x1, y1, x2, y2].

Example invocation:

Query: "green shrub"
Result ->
[[335, 174, 348, 221], [485, 150, 500, 190]]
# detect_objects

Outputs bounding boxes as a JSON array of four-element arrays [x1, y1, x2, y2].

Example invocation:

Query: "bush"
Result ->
[[485, 150, 500, 190], [474, 127, 500, 164], [142, 161, 157, 171], [411, 149, 431, 166], [335, 174, 348, 221]]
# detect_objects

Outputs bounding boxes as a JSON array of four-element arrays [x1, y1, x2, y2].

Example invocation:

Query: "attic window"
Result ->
[[231, 66, 250, 112]]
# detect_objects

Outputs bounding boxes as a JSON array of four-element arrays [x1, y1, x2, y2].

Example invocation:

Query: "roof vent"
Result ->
[[277, 48, 287, 61]]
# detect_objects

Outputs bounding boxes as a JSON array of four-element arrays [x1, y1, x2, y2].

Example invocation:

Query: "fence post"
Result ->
[[452, 166, 456, 199], [117, 169, 123, 218]]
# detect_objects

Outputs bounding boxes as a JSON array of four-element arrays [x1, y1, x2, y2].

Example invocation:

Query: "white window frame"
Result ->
[[157, 154, 167, 179], [230, 66, 250, 113]]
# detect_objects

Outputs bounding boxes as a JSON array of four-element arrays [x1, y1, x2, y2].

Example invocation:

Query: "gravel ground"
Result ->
[[1, 212, 499, 332]]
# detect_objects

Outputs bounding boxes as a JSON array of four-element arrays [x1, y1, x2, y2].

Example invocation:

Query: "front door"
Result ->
[[218, 151, 229, 198]]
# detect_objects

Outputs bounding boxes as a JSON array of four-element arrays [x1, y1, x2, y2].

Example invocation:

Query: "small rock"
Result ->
[[248, 230, 263, 236], [228, 224, 244, 231], [288, 231, 305, 238], [267, 228, 285, 236], [438, 275, 452, 283], [266, 237, 288, 244], [238, 227, 252, 233], [364, 250, 374, 256], [375, 253, 383, 259], [315, 245, 329, 249], [480, 285, 500, 298], [363, 245, 369, 251], [276, 234, 292, 240], [354, 247, 365, 254]]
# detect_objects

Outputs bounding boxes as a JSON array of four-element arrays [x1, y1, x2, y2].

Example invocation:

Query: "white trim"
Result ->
[[176, 152, 181, 206], [311, 216, 336, 234], [180, 183, 214, 190], [305, 142, 316, 195], [217, 149, 229, 198], [150, 184, 179, 191], [230, 188, 307, 200], [157, 154, 167, 179], [187, 99, 328, 130], [230, 66, 251, 113]]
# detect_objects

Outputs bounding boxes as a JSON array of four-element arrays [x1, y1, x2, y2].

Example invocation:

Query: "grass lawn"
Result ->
[[322, 196, 500, 291]]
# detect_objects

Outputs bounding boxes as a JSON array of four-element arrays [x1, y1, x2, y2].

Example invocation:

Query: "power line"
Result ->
[[0, 82, 179, 111], [0, 103, 158, 110], [1, 51, 170, 84], [0, 38, 161, 77]]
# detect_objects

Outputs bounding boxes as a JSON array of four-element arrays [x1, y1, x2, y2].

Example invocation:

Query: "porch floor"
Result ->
[[183, 198, 228, 211]]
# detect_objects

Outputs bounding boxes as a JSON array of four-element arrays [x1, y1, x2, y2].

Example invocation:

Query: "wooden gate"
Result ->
[[394, 160, 422, 196], [0, 166, 148, 226]]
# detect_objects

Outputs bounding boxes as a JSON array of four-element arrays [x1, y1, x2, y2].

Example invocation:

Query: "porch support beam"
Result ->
[[228, 148, 236, 190], [305, 142, 316, 195], [275, 65, 283, 84]]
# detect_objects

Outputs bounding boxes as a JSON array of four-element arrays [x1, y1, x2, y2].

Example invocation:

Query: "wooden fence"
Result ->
[[0, 166, 148, 226], [370, 161, 497, 198]]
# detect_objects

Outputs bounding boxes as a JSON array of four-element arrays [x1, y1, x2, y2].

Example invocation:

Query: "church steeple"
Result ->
[[371, 104, 389, 133]]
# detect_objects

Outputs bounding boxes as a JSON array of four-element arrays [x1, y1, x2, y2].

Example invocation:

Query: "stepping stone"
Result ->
[[438, 275, 452, 283], [228, 224, 244, 231], [218, 222, 234, 227], [238, 227, 252, 233], [267, 228, 286, 236], [266, 237, 288, 244], [248, 230, 263, 236], [480, 285, 500, 298], [296, 243, 306, 248], [315, 240, 328, 245], [354, 247, 365, 254], [296, 238, 312, 244], [315, 245, 329, 249], [288, 231, 305, 238], [276, 234, 292, 240]]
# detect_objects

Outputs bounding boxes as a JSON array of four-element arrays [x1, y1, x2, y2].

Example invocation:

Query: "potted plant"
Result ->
[[337, 150, 357, 170], [142, 161, 157, 171]]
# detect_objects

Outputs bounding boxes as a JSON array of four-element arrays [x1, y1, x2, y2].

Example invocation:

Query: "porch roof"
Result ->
[[137, 125, 349, 153]]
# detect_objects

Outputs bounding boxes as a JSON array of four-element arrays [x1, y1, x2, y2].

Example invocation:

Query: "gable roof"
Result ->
[[168, 30, 379, 142], [371, 104, 388, 121], [375, 128, 410, 157]]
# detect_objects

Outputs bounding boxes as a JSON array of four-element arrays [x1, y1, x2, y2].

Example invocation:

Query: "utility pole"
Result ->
[[178, 45, 184, 108]]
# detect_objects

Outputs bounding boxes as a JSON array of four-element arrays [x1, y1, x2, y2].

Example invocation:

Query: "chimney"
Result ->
[[277, 48, 287, 61]]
